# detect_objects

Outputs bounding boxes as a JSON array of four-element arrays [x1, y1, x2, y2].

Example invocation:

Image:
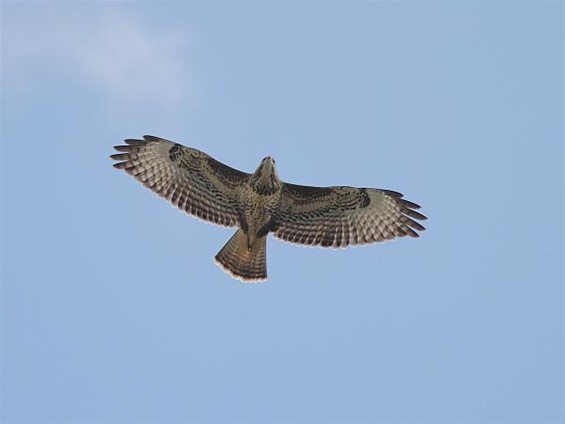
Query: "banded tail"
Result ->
[[214, 229, 268, 282]]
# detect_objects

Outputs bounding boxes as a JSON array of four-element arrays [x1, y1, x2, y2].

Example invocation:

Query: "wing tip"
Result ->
[[385, 190, 427, 222], [109, 153, 129, 161], [112, 162, 129, 170], [405, 209, 428, 221], [142, 135, 166, 143], [124, 138, 147, 146]]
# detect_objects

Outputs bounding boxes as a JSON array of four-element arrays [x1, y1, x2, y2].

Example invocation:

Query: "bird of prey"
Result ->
[[111, 135, 427, 282]]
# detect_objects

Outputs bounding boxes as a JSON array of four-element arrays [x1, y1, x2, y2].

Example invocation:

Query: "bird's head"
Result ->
[[251, 156, 281, 194]]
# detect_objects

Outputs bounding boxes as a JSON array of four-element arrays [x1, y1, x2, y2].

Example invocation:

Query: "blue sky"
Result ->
[[1, 1, 563, 423]]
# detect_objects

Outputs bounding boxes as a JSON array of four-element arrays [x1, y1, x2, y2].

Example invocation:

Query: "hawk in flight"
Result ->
[[111, 136, 427, 282]]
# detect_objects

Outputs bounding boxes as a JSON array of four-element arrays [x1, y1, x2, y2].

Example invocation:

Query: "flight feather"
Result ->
[[111, 135, 248, 227]]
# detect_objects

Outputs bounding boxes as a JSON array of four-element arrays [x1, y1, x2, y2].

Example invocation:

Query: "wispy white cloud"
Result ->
[[3, 8, 193, 106], [80, 16, 191, 102]]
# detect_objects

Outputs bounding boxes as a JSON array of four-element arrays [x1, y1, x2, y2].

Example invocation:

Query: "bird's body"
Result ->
[[111, 135, 427, 282], [240, 157, 282, 248], [213, 157, 283, 280]]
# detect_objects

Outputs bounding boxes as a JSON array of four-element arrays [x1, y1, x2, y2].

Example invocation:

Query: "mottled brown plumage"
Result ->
[[111, 135, 427, 282]]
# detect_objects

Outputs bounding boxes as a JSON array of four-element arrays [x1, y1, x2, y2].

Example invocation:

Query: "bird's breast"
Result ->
[[240, 187, 281, 241]]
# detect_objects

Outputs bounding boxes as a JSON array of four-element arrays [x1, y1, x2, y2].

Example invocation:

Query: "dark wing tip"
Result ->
[[382, 190, 427, 222], [112, 137, 150, 165], [111, 142, 137, 168], [413, 221, 426, 231], [404, 208, 428, 221], [404, 227, 421, 238], [383, 190, 423, 208], [381, 189, 404, 198], [112, 161, 129, 169], [397, 217, 426, 238], [109, 153, 129, 161], [400, 198, 422, 210], [385, 190, 428, 235], [124, 138, 147, 146], [142, 135, 164, 143], [113, 145, 135, 152]]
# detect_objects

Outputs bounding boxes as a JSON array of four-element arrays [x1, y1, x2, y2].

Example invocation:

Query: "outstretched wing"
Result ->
[[110, 135, 249, 227], [274, 183, 427, 248]]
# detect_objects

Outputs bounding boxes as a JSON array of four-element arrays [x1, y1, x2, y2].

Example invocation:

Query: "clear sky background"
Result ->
[[1, 1, 563, 423]]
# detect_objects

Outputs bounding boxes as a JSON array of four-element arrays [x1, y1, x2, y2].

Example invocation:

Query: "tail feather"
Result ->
[[214, 230, 268, 282]]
